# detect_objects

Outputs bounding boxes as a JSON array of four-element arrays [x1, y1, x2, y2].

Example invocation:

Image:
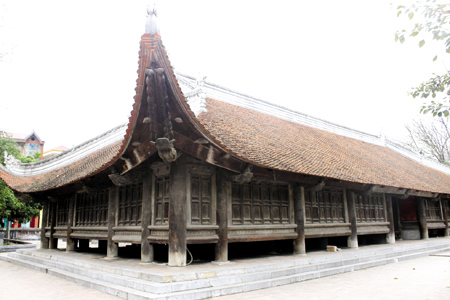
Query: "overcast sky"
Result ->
[[0, 1, 448, 151]]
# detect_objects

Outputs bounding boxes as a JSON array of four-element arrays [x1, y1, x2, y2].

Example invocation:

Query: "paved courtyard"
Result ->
[[0, 248, 449, 300]]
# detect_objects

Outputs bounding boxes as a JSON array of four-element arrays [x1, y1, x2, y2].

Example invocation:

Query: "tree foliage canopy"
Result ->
[[0, 131, 40, 226], [395, 0, 450, 117]]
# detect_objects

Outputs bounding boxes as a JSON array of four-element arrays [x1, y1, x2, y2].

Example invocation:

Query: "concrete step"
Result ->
[[2, 239, 450, 300]]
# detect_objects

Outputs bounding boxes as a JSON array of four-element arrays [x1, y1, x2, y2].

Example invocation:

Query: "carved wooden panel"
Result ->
[[355, 193, 386, 223], [305, 188, 345, 224], [118, 182, 143, 226], [154, 175, 170, 225], [56, 197, 70, 227], [425, 198, 442, 221], [191, 174, 212, 225], [232, 181, 290, 225], [75, 189, 108, 227]]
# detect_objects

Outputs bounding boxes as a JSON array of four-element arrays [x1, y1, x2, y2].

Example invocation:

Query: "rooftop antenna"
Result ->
[[145, 3, 159, 34]]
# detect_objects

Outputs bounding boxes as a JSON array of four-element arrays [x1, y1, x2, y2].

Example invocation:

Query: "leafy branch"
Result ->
[[395, 0, 450, 116]]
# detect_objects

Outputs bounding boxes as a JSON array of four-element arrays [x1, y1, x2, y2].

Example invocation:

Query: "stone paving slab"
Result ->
[[216, 254, 450, 300], [0, 259, 119, 300]]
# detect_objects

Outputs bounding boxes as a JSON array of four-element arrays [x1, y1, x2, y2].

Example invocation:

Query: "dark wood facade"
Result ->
[[39, 153, 450, 266]]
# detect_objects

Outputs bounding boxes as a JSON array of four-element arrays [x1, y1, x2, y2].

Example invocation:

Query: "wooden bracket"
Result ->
[[230, 165, 253, 184], [306, 179, 326, 192]]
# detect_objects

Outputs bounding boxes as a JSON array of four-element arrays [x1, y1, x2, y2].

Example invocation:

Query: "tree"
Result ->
[[0, 131, 20, 164], [404, 117, 450, 164], [395, 0, 450, 117], [0, 131, 41, 228]]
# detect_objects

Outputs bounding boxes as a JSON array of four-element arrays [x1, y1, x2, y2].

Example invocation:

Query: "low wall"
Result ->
[[0, 228, 41, 240]]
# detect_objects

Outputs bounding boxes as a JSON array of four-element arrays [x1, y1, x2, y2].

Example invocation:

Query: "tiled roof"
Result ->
[[198, 98, 450, 194], [0, 141, 122, 193]]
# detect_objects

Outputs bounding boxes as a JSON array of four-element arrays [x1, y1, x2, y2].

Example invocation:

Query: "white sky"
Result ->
[[0, 0, 448, 151]]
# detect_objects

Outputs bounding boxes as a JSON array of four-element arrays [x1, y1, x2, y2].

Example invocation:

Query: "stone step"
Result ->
[[0, 250, 413, 300], [3, 239, 450, 300], [13, 240, 450, 285], [7, 252, 181, 294], [0, 254, 160, 299]]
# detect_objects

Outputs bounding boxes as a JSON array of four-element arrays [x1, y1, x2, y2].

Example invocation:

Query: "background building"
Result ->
[[10, 131, 44, 160]]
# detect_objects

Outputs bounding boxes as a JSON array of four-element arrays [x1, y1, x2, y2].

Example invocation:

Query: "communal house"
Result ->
[[1, 9, 450, 267]]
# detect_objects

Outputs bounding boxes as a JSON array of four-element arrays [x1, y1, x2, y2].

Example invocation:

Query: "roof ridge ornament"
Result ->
[[145, 4, 159, 34]]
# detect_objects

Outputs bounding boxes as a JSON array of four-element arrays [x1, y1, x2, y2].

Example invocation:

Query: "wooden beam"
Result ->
[[173, 132, 246, 173], [120, 141, 157, 174]]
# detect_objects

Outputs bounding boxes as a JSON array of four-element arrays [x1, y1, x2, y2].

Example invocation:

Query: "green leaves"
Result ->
[[396, 1, 450, 118], [0, 134, 41, 224], [0, 131, 20, 166]]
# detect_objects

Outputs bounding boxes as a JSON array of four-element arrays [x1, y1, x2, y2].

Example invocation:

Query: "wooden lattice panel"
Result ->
[[425, 198, 442, 221], [355, 194, 386, 223], [190, 174, 212, 225], [154, 175, 170, 225], [75, 189, 108, 227], [232, 181, 289, 225], [118, 183, 143, 226], [305, 188, 345, 224]]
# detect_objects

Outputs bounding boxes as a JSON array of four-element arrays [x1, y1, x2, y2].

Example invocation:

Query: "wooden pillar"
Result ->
[[40, 199, 49, 249], [346, 190, 358, 248], [215, 169, 229, 262], [416, 197, 429, 239], [293, 184, 306, 255], [49, 200, 58, 249], [385, 194, 395, 244], [66, 195, 76, 251], [443, 200, 449, 237], [168, 155, 187, 267], [393, 197, 403, 240], [141, 173, 154, 263], [106, 186, 119, 258]]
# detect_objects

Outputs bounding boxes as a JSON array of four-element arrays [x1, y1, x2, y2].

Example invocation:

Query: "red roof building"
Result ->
[[1, 8, 449, 266]]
